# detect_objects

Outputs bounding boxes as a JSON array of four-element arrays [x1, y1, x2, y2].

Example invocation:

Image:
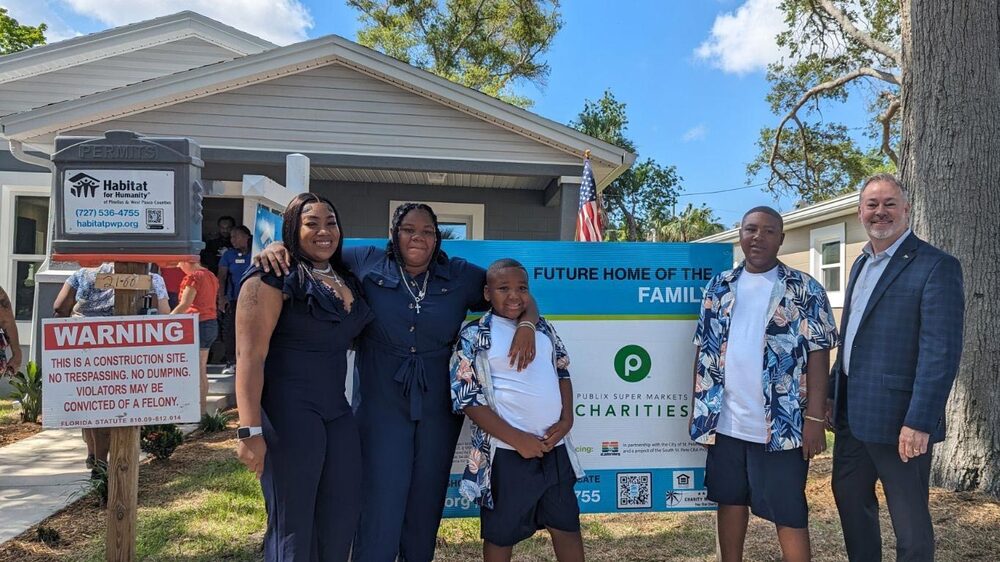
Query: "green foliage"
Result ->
[[656, 204, 725, 242], [141, 424, 185, 460], [751, 0, 900, 201], [571, 90, 681, 241], [348, 0, 562, 107], [71, 462, 108, 506], [748, 122, 892, 203], [0, 7, 46, 55], [198, 409, 236, 433], [6, 360, 42, 423]]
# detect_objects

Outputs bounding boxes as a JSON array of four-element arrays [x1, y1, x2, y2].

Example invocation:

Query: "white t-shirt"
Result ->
[[487, 315, 563, 450], [717, 266, 778, 443]]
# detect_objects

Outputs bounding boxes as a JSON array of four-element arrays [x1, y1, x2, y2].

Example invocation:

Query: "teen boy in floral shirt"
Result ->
[[690, 206, 839, 562]]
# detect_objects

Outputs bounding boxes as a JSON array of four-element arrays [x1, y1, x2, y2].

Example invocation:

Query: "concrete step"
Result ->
[[205, 393, 234, 413], [206, 363, 230, 375], [207, 373, 235, 396], [204, 364, 236, 415]]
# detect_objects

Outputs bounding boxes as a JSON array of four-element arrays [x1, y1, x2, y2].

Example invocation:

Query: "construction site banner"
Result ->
[[41, 314, 201, 429]]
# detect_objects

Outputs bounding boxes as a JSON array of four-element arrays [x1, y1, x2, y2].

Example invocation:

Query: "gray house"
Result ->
[[0, 11, 634, 362]]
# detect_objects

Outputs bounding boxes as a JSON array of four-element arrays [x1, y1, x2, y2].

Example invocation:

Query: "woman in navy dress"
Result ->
[[256, 203, 537, 562], [236, 193, 373, 561]]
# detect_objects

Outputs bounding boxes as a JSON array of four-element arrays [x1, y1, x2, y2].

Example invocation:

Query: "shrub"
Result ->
[[6, 361, 42, 423], [71, 463, 108, 507], [141, 424, 184, 460], [199, 409, 236, 433]]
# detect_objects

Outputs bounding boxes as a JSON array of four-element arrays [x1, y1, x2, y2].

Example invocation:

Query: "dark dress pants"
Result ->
[[261, 408, 362, 562], [832, 385, 935, 562]]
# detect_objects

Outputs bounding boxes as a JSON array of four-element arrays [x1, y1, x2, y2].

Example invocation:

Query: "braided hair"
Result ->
[[282, 192, 353, 289], [385, 202, 449, 267]]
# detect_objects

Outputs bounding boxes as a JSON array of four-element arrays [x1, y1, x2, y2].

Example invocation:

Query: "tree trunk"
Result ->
[[900, 0, 1000, 496], [620, 205, 640, 242]]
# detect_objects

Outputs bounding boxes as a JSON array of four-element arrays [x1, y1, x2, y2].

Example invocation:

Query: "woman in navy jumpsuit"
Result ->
[[236, 194, 373, 561], [257, 203, 537, 561]]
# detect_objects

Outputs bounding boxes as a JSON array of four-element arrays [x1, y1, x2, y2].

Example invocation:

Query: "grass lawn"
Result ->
[[0, 398, 41, 446], [0, 399, 16, 423], [1, 427, 998, 561]]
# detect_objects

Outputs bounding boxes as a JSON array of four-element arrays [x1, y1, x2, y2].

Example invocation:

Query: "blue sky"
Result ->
[[2, 0, 875, 226]]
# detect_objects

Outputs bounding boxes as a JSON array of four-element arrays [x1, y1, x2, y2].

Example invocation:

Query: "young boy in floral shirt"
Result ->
[[451, 258, 585, 562]]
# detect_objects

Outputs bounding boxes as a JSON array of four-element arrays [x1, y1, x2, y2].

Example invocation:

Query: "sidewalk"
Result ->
[[0, 429, 89, 544]]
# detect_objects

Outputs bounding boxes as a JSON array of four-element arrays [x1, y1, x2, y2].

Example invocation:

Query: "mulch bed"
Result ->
[[0, 421, 42, 447]]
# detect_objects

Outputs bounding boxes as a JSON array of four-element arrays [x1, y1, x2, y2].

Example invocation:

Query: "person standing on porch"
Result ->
[[171, 259, 219, 415], [217, 225, 252, 375], [53, 263, 170, 474]]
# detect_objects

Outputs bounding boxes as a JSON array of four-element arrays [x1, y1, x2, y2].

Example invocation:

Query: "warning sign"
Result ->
[[41, 315, 201, 428]]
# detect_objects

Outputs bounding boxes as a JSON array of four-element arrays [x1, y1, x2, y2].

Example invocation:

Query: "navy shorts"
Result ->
[[705, 432, 810, 528], [198, 320, 218, 350], [481, 444, 580, 547]]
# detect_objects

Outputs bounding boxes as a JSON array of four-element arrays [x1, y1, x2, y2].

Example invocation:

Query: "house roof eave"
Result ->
[[0, 29, 633, 184], [0, 11, 275, 85]]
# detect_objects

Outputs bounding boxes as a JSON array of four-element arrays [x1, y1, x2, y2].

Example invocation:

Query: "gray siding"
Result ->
[[0, 37, 244, 117], [311, 180, 566, 240], [68, 63, 578, 165]]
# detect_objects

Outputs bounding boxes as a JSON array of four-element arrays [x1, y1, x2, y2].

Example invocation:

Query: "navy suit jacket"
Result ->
[[830, 232, 964, 445]]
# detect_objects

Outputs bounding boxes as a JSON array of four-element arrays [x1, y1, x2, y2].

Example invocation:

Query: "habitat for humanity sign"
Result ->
[[344, 240, 732, 516], [41, 315, 201, 428], [63, 169, 176, 234]]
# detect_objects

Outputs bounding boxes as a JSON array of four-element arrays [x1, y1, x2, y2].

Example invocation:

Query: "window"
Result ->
[[14, 196, 48, 254], [1, 184, 51, 341], [389, 201, 485, 240], [13, 260, 40, 321], [439, 222, 468, 240], [810, 223, 846, 307], [11, 196, 49, 321]]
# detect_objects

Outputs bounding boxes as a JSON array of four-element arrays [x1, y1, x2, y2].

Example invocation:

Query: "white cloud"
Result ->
[[61, 0, 313, 45], [695, 0, 786, 75], [1, 1, 81, 42], [682, 124, 708, 142]]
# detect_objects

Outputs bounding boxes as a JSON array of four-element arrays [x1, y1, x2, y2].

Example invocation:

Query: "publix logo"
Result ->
[[614, 344, 651, 383]]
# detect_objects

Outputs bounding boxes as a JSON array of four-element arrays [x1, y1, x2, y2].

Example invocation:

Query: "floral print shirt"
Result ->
[[450, 311, 584, 509], [691, 262, 839, 452]]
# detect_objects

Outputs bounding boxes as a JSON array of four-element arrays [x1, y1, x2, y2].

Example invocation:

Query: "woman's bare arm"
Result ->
[[171, 286, 197, 314], [52, 283, 77, 318]]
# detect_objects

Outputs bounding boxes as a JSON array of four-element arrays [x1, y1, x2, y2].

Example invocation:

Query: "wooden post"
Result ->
[[106, 261, 145, 562]]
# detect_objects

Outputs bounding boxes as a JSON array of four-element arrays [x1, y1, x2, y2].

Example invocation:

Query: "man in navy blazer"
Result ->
[[827, 173, 964, 561]]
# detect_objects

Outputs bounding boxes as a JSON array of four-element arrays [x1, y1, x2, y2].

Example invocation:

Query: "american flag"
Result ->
[[575, 157, 604, 241]]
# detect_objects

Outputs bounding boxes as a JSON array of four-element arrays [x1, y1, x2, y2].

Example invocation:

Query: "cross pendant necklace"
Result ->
[[399, 264, 430, 313]]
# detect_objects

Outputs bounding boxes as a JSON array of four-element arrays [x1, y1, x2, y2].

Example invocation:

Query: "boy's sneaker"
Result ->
[[221, 364, 235, 375]]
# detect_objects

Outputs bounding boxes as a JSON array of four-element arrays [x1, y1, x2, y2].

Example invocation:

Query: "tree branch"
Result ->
[[879, 97, 900, 166], [446, 0, 488, 66], [792, 114, 813, 188], [769, 66, 900, 187], [815, 0, 902, 65]]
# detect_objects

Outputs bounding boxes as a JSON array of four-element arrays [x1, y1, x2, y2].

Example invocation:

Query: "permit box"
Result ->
[[51, 130, 205, 266]]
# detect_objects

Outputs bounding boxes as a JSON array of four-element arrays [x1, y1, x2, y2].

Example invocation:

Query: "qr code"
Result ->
[[146, 208, 164, 230], [616, 472, 652, 509]]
